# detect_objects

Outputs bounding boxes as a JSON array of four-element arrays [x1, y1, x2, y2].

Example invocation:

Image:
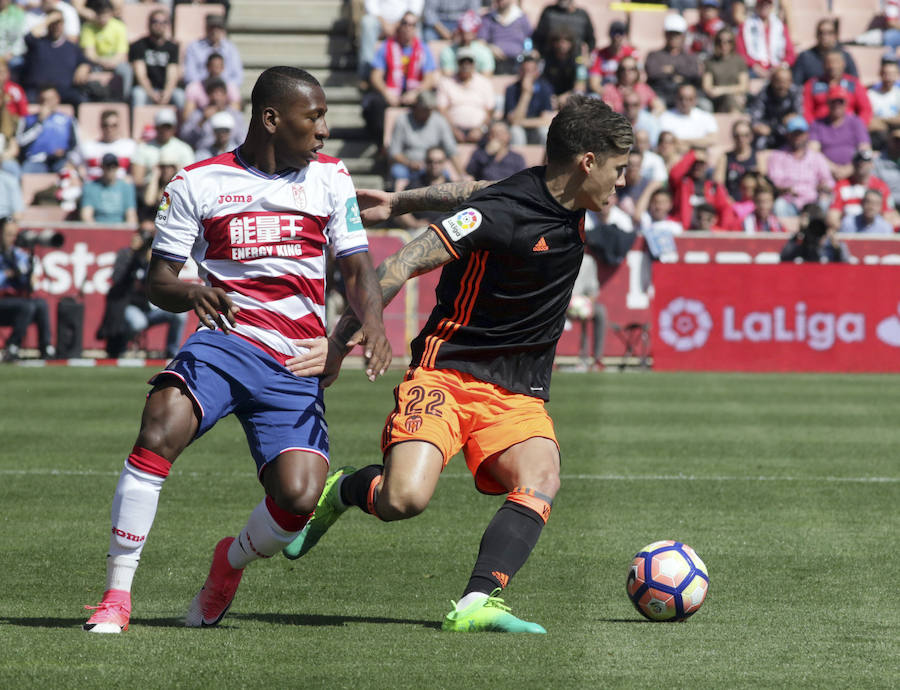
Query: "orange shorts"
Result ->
[[381, 367, 558, 495]]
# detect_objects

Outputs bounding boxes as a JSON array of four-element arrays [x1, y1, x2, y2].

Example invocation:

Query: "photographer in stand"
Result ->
[[0, 217, 55, 361], [779, 203, 853, 263], [96, 224, 186, 359]]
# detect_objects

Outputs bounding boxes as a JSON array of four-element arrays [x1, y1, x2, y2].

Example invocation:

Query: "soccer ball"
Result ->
[[626, 540, 709, 622], [567, 294, 594, 320]]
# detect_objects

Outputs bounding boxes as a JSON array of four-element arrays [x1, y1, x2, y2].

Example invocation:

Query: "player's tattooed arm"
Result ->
[[391, 180, 494, 215]]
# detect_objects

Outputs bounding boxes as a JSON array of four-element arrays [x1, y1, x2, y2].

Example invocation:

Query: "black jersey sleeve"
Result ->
[[430, 195, 514, 260]]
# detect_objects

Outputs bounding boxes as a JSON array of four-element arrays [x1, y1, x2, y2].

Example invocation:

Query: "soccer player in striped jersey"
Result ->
[[284, 96, 632, 633], [82, 66, 391, 633]]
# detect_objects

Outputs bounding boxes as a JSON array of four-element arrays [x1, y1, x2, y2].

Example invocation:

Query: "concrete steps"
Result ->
[[229, 0, 347, 33]]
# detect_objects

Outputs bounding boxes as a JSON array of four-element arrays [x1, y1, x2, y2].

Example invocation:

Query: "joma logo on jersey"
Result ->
[[219, 193, 253, 204]]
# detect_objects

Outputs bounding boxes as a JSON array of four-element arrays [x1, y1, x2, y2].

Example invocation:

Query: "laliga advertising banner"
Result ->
[[652, 264, 900, 372]]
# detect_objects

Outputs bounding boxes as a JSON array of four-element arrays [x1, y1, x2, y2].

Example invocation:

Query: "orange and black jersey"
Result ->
[[410, 166, 586, 401]]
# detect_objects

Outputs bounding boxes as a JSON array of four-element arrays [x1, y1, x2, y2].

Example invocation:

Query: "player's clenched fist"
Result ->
[[188, 285, 239, 333]]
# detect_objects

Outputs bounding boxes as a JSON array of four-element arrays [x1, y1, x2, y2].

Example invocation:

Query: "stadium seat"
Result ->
[[519, 0, 548, 28], [514, 144, 546, 167], [454, 142, 477, 172], [789, 10, 826, 50], [131, 104, 170, 141], [21, 173, 59, 205], [428, 40, 451, 68], [627, 8, 669, 55], [713, 113, 750, 148], [121, 2, 167, 42], [845, 45, 884, 87], [76, 102, 130, 142], [831, 0, 880, 13], [582, 5, 628, 41], [22, 205, 69, 223], [173, 3, 225, 46], [790, 0, 829, 11], [838, 11, 879, 44]]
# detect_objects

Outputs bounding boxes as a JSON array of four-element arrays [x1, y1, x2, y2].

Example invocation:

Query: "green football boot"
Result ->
[[283, 466, 354, 560], [441, 589, 547, 634]]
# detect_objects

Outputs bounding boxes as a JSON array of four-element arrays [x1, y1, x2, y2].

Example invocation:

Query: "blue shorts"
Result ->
[[149, 330, 329, 476]]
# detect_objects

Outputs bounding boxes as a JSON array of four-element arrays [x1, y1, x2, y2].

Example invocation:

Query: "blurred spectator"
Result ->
[[71, 107, 134, 181], [735, 0, 794, 78], [387, 89, 459, 191], [129, 8, 183, 110], [182, 53, 241, 122], [640, 188, 683, 261], [693, 202, 719, 230], [633, 128, 667, 183], [478, 0, 532, 75], [182, 13, 242, 90], [179, 77, 245, 151], [16, 85, 78, 173], [883, 0, 900, 56], [803, 50, 872, 126], [566, 251, 605, 371], [831, 149, 893, 220], [791, 18, 858, 87], [0, 58, 26, 119], [644, 13, 703, 109], [503, 49, 554, 146], [97, 226, 186, 359], [623, 92, 660, 148], [767, 116, 834, 216], [138, 150, 179, 220], [0, 167, 22, 216], [741, 182, 784, 232], [0, 217, 53, 361], [79, 152, 136, 223], [839, 189, 893, 234], [868, 58, 900, 148], [780, 204, 851, 262], [24, 0, 80, 43], [464, 119, 526, 180], [541, 27, 587, 105], [701, 28, 748, 113], [79, 0, 130, 101], [658, 83, 718, 150], [668, 148, 736, 230], [132, 108, 194, 196], [617, 149, 659, 223], [195, 111, 235, 160], [357, 1, 425, 80], [656, 129, 680, 170], [718, 118, 762, 199], [362, 11, 438, 148], [809, 86, 871, 179], [730, 170, 761, 222], [747, 65, 802, 150], [20, 10, 90, 104], [532, 0, 594, 60], [687, 0, 726, 58], [436, 46, 495, 143], [422, 0, 480, 42], [391, 145, 456, 228], [873, 129, 900, 205], [0, 0, 27, 73], [588, 20, 636, 87], [597, 55, 662, 114], [440, 9, 493, 76]]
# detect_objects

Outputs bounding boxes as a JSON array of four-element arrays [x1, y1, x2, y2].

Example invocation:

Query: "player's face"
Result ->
[[578, 150, 630, 213], [273, 83, 329, 169]]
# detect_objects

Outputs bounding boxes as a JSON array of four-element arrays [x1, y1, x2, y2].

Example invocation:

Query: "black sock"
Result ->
[[339, 464, 383, 512], [463, 501, 546, 596]]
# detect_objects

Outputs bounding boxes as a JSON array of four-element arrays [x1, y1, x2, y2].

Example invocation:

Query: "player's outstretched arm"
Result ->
[[146, 254, 239, 333], [335, 251, 392, 383], [286, 229, 454, 386], [357, 180, 494, 225]]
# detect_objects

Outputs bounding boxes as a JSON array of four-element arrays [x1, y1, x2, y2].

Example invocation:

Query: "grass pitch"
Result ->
[[0, 367, 898, 688]]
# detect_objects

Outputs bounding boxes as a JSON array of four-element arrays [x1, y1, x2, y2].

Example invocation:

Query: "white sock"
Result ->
[[227, 498, 301, 570], [106, 461, 166, 592], [456, 591, 490, 611]]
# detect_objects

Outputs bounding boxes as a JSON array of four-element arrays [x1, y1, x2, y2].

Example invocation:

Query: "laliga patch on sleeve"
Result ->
[[441, 208, 482, 241], [156, 190, 170, 223], [345, 197, 364, 232]]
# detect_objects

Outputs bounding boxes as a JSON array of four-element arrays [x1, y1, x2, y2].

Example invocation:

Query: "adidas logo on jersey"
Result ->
[[532, 237, 549, 252]]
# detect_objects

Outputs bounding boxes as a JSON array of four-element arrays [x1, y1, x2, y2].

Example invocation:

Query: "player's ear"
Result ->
[[580, 151, 595, 174], [261, 106, 279, 134]]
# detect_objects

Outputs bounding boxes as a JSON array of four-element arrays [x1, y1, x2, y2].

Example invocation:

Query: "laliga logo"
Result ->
[[876, 303, 900, 347], [659, 298, 713, 352]]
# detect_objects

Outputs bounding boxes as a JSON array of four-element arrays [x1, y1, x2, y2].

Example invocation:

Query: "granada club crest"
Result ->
[[405, 414, 423, 433], [292, 184, 306, 210]]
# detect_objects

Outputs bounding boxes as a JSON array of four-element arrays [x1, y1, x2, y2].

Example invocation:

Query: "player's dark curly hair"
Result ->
[[250, 66, 321, 116], [545, 95, 633, 165]]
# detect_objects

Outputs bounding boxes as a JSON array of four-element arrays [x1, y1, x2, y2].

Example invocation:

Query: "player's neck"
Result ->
[[544, 164, 580, 211]]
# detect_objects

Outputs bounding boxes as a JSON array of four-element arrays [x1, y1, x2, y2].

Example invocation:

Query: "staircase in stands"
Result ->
[[228, 0, 383, 189]]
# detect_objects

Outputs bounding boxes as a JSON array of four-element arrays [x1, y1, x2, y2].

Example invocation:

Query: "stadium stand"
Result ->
[[122, 2, 168, 42], [173, 3, 227, 47], [77, 102, 130, 142]]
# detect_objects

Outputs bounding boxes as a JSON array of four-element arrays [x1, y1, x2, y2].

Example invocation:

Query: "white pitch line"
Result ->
[[0, 469, 896, 483]]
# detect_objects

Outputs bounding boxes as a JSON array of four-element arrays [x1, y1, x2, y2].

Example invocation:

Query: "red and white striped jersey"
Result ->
[[152, 149, 369, 365]]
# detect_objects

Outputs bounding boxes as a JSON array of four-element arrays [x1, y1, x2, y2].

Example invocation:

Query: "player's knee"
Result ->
[[271, 479, 320, 516], [378, 488, 429, 521]]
